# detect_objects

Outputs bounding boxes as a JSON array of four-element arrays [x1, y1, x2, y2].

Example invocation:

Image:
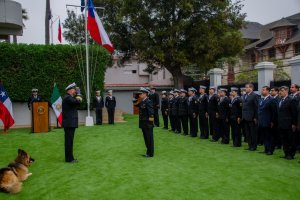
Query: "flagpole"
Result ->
[[85, 0, 93, 126]]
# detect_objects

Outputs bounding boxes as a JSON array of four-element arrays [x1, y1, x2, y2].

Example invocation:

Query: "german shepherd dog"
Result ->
[[0, 149, 34, 194]]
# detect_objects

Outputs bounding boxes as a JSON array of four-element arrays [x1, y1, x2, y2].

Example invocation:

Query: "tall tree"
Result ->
[[45, 0, 50, 44], [63, 0, 245, 88], [121, 0, 245, 88], [63, 10, 86, 44]]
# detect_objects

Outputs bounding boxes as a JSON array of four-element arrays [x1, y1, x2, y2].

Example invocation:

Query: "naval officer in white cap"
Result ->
[[62, 82, 82, 163]]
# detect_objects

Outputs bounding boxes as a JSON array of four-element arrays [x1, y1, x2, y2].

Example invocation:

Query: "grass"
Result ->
[[0, 114, 300, 200]]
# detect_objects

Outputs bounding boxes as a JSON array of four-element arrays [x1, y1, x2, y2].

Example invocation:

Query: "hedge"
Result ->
[[0, 43, 109, 108]]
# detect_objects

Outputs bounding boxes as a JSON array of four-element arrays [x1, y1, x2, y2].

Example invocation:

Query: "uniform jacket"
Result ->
[[188, 95, 198, 115], [27, 95, 42, 109], [93, 96, 104, 110], [198, 93, 208, 115], [170, 96, 179, 116], [105, 96, 116, 109], [242, 92, 258, 121], [168, 98, 174, 115], [257, 95, 277, 127], [289, 93, 300, 106], [62, 94, 81, 128], [217, 96, 230, 120], [277, 96, 297, 129], [229, 96, 242, 120], [136, 98, 154, 129], [178, 96, 188, 116], [149, 92, 160, 110], [161, 97, 169, 114], [208, 94, 219, 115]]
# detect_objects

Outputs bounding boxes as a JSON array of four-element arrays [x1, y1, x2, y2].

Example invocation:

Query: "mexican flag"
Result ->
[[50, 84, 62, 125]]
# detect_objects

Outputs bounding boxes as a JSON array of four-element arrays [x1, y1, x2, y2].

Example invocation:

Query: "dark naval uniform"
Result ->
[[198, 93, 209, 139], [277, 95, 297, 159], [149, 91, 160, 127], [171, 95, 180, 133], [62, 93, 81, 162], [272, 95, 281, 149], [161, 96, 169, 129], [242, 92, 259, 150], [188, 95, 198, 137], [105, 95, 116, 124], [257, 95, 277, 155], [27, 95, 42, 110], [134, 96, 155, 157], [93, 95, 104, 125], [178, 96, 189, 135], [214, 96, 230, 143], [168, 96, 175, 131], [229, 96, 242, 147], [208, 94, 219, 136]]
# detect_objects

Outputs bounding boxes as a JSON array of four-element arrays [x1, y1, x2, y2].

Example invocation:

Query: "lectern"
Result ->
[[32, 102, 50, 133]]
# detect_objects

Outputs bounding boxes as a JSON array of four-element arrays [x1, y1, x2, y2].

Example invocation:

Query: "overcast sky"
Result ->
[[14, 0, 300, 45]]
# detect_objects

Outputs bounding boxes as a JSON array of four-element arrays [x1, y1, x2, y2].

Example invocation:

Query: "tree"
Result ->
[[120, 0, 245, 88], [63, 0, 245, 88], [63, 10, 86, 44]]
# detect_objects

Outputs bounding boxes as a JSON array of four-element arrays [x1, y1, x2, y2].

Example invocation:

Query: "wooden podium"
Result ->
[[32, 102, 50, 133]]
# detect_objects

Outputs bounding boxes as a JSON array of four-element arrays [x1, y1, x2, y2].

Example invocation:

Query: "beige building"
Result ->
[[223, 13, 300, 85]]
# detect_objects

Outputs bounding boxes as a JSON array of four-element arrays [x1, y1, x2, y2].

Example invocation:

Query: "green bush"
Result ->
[[0, 43, 109, 108]]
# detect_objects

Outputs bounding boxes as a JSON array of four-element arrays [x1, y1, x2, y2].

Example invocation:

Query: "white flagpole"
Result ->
[[85, 0, 93, 126]]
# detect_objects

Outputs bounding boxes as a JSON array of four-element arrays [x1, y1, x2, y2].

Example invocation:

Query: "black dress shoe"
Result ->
[[67, 159, 79, 163], [285, 156, 294, 160], [142, 154, 153, 158]]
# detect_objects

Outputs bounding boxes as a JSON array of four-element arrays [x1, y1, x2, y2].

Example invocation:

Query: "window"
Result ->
[[132, 70, 137, 74], [268, 48, 276, 59]]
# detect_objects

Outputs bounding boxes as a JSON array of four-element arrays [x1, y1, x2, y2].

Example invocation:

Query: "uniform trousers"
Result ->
[[142, 128, 154, 157], [64, 127, 76, 162]]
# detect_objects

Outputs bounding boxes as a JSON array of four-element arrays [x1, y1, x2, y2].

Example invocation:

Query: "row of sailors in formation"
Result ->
[[159, 83, 300, 161]]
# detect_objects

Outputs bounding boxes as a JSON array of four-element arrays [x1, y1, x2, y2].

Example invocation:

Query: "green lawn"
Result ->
[[0, 114, 300, 200]]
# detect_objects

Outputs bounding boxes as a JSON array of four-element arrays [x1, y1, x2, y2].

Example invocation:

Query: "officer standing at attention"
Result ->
[[27, 88, 42, 110], [257, 86, 277, 155], [161, 91, 169, 129], [270, 87, 281, 149], [214, 88, 230, 144], [242, 83, 259, 151], [133, 87, 155, 158], [105, 90, 116, 124], [149, 87, 160, 127], [171, 89, 180, 133], [62, 83, 82, 163], [208, 86, 219, 138], [187, 87, 198, 137], [168, 91, 175, 132], [93, 90, 104, 125], [198, 85, 209, 139], [229, 87, 242, 147], [278, 86, 297, 160], [178, 89, 189, 135]]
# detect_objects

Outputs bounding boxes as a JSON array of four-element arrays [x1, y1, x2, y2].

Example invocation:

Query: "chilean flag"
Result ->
[[87, 0, 114, 53], [0, 83, 15, 131]]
